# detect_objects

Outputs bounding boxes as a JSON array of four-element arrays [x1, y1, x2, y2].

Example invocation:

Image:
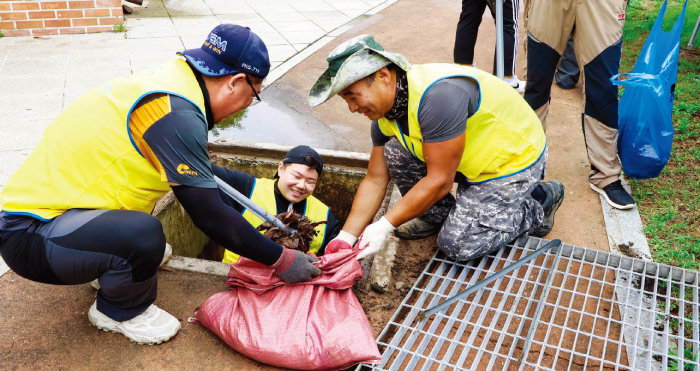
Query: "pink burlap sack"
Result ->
[[194, 249, 381, 370]]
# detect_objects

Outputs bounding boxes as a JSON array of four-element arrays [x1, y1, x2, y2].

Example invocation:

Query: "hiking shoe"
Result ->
[[88, 301, 181, 345], [590, 180, 635, 210], [394, 217, 441, 240], [531, 180, 565, 237], [505, 76, 526, 93], [92, 243, 172, 290]]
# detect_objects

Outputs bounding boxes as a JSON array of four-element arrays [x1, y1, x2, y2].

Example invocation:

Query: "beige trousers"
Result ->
[[527, 0, 627, 188]]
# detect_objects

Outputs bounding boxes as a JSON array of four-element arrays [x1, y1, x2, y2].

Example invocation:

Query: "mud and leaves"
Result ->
[[197, 211, 327, 261], [257, 210, 326, 253]]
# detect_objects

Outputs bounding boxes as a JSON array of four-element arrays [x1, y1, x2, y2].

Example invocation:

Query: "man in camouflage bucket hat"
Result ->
[[309, 35, 410, 107], [312, 34, 566, 262]]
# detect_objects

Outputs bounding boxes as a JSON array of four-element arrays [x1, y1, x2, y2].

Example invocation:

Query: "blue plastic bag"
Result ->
[[610, 0, 687, 179]]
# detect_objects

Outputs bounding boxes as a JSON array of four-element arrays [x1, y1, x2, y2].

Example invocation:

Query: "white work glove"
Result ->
[[356, 216, 395, 260], [325, 230, 358, 254]]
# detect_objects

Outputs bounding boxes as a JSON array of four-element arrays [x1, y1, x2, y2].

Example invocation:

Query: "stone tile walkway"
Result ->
[[0, 0, 396, 191]]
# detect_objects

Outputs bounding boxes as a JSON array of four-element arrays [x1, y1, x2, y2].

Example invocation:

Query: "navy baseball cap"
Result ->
[[275, 145, 324, 177], [178, 24, 270, 78]]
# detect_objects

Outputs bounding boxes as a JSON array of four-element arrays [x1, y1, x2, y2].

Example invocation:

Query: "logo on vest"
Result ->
[[177, 164, 198, 176]]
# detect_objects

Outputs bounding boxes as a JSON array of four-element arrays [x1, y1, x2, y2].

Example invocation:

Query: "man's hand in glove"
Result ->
[[273, 247, 321, 284], [324, 230, 358, 254], [356, 216, 395, 260]]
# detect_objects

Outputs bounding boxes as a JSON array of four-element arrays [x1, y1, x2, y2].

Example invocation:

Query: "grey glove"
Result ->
[[273, 248, 321, 284]]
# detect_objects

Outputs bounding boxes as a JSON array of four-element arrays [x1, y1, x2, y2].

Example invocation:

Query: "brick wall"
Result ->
[[0, 0, 124, 37]]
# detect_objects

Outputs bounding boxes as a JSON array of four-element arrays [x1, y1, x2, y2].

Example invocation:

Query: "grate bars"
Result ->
[[358, 237, 700, 370]]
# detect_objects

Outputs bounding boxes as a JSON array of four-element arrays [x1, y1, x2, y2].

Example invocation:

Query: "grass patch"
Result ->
[[622, 0, 700, 270]]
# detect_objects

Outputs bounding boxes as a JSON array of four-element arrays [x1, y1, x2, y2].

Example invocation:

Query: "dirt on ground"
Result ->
[[284, 0, 610, 341], [0, 268, 281, 370], [0, 0, 614, 369], [353, 237, 438, 337], [283, 0, 610, 364]]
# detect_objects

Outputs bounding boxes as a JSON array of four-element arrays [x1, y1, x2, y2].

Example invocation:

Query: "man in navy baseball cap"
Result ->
[[0, 21, 321, 346], [178, 24, 271, 78]]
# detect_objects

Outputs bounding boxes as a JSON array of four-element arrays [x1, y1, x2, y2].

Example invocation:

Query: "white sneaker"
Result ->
[[91, 243, 172, 290], [505, 76, 526, 93], [88, 301, 181, 344]]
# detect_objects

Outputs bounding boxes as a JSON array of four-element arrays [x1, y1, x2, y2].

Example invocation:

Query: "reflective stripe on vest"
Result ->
[[377, 64, 546, 183], [222, 178, 330, 264], [1, 58, 206, 220]]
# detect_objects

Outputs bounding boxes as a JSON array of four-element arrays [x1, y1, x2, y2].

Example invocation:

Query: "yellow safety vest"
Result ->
[[1, 58, 206, 220], [222, 178, 330, 264], [377, 64, 546, 183]]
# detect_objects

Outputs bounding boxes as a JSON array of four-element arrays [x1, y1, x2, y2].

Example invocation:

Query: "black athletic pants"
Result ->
[[0, 209, 165, 321], [454, 0, 520, 77]]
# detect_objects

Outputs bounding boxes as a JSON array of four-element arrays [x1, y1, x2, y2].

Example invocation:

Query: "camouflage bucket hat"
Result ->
[[308, 34, 411, 107]]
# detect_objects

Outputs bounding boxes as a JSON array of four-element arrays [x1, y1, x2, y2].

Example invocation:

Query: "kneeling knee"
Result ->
[[437, 232, 502, 262]]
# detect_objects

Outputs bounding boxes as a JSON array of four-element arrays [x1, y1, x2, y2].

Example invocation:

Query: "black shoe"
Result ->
[[532, 180, 565, 237], [394, 217, 441, 240], [590, 180, 635, 210]]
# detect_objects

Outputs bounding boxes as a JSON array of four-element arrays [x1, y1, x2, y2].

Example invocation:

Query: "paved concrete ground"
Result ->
[[0, 0, 650, 368], [0, 0, 395, 189], [252, 0, 649, 257]]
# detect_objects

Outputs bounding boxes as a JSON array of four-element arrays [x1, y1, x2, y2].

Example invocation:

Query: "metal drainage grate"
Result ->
[[359, 237, 700, 370]]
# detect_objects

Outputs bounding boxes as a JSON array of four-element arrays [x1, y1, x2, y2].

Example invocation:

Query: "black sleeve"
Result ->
[[171, 185, 283, 266], [211, 164, 256, 214], [370, 120, 392, 147], [142, 95, 216, 188], [318, 211, 343, 255]]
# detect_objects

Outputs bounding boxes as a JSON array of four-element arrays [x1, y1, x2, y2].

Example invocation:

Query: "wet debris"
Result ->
[[257, 210, 326, 253], [617, 241, 635, 256]]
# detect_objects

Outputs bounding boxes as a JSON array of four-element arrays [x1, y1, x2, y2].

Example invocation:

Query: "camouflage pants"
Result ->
[[384, 139, 547, 262]]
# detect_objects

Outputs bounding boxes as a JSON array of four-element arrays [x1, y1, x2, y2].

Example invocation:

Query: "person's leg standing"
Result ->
[[555, 35, 580, 89], [437, 153, 547, 262], [486, 0, 522, 86], [521, 0, 530, 79], [454, 0, 489, 65], [575, 0, 634, 209], [523, 0, 574, 130]]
